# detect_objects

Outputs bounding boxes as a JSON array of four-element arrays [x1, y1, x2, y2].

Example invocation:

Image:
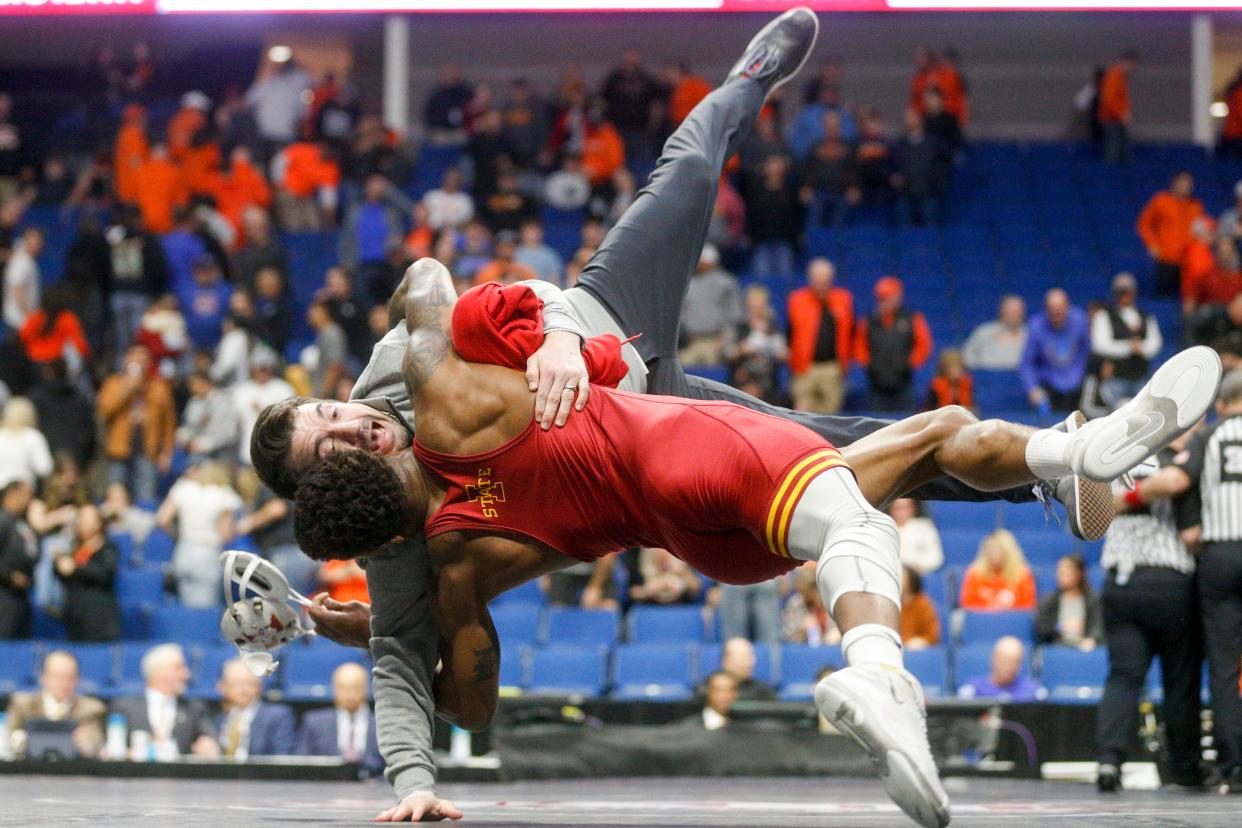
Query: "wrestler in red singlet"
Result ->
[[414, 284, 852, 585]]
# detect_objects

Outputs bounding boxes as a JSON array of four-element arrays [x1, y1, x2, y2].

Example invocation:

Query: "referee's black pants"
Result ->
[[1200, 541, 1242, 774], [1097, 567, 1203, 782]]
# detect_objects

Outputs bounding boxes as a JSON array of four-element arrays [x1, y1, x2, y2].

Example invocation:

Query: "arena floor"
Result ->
[[5, 775, 1242, 826]]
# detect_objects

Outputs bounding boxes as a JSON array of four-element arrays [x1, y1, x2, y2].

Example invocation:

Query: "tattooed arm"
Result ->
[[401, 258, 459, 393]]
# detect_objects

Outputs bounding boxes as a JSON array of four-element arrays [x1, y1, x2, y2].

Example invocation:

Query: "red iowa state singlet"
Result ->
[[413, 387, 851, 585]]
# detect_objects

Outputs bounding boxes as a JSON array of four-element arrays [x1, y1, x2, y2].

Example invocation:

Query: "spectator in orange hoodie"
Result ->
[[18, 285, 90, 372], [581, 104, 625, 188], [665, 61, 712, 127], [275, 139, 340, 232], [216, 146, 272, 242], [936, 49, 969, 126], [167, 91, 210, 163], [854, 276, 933, 411], [319, 559, 369, 604], [1181, 215, 1218, 314], [114, 104, 148, 205], [1137, 170, 1205, 297], [926, 348, 973, 411], [1098, 51, 1137, 164], [909, 47, 937, 117], [786, 257, 853, 414], [1188, 236, 1242, 315], [179, 135, 222, 200], [133, 142, 187, 234], [959, 529, 1037, 611]]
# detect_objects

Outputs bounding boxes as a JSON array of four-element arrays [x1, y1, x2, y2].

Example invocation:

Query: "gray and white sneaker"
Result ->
[[815, 664, 951, 828], [725, 7, 820, 99], [1067, 346, 1222, 483], [1039, 412, 1116, 541]]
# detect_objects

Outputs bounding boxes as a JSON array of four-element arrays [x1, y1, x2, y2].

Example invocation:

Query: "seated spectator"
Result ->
[[853, 277, 933, 411], [1192, 291, 1242, 351], [1020, 288, 1090, 414], [473, 230, 539, 287], [452, 220, 494, 285], [957, 636, 1045, 702], [962, 295, 1027, 371], [176, 371, 240, 464], [111, 644, 219, 759], [695, 671, 738, 731], [580, 104, 626, 189], [54, 505, 121, 642], [422, 168, 474, 231], [888, 498, 943, 575], [295, 662, 384, 777], [17, 285, 90, 375], [0, 479, 36, 638], [781, 562, 841, 647], [727, 284, 788, 401], [182, 256, 233, 352], [629, 547, 701, 605], [513, 219, 564, 285], [155, 462, 241, 608], [306, 299, 348, 399], [925, 349, 973, 411], [545, 559, 617, 610], [802, 111, 859, 228], [99, 346, 175, 506], [900, 566, 941, 651], [1180, 216, 1216, 315], [891, 107, 952, 227], [1036, 554, 1102, 651], [0, 397, 51, 489], [719, 637, 777, 701], [101, 482, 155, 550], [481, 172, 537, 235], [216, 659, 296, 758], [1090, 272, 1162, 406], [787, 259, 853, 414], [319, 559, 370, 604], [679, 245, 742, 367], [746, 155, 803, 280], [1185, 236, 1242, 317], [1137, 170, 1204, 297], [27, 360, 95, 469], [6, 650, 106, 758], [959, 529, 1037, 611]]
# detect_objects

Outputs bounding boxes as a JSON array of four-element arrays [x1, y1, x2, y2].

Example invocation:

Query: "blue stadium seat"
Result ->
[[938, 529, 984, 567], [148, 606, 222, 645], [1017, 528, 1074, 566], [109, 532, 136, 567], [31, 607, 67, 640], [491, 604, 541, 648], [925, 502, 1000, 532], [958, 610, 1035, 645], [500, 644, 528, 688], [0, 641, 39, 694], [46, 644, 117, 696], [490, 578, 544, 607], [116, 566, 166, 608], [1040, 645, 1108, 704], [188, 645, 238, 699], [281, 640, 370, 702], [905, 647, 949, 698], [1000, 502, 1058, 532], [544, 607, 620, 646], [954, 642, 1032, 692], [528, 645, 609, 696], [697, 643, 776, 684], [627, 605, 706, 643], [778, 644, 842, 700], [115, 643, 154, 696], [683, 364, 729, 385], [611, 643, 696, 700], [141, 528, 176, 565], [120, 606, 151, 641]]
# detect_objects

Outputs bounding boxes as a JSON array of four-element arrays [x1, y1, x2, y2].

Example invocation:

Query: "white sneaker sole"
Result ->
[[815, 675, 951, 828], [1075, 346, 1221, 482]]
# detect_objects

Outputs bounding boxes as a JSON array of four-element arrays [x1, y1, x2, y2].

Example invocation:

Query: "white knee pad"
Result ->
[[786, 467, 903, 614]]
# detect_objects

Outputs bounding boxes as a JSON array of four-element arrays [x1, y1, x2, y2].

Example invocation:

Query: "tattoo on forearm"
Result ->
[[402, 268, 457, 390], [403, 328, 449, 390], [472, 611, 501, 683]]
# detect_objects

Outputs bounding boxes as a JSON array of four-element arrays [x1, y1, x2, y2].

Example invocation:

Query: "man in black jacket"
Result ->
[[110, 643, 219, 758], [0, 479, 37, 638]]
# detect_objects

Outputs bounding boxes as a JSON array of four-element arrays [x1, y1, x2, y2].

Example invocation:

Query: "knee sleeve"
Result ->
[[786, 467, 903, 613]]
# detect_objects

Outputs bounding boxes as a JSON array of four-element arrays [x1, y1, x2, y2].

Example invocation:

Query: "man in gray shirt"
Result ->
[[308, 299, 348, 399], [679, 244, 743, 366]]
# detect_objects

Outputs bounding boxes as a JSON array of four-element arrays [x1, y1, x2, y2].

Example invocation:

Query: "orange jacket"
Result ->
[[927, 374, 973, 410], [959, 567, 1036, 611], [114, 123, 148, 204], [134, 156, 187, 234], [910, 67, 935, 115], [216, 159, 272, 235], [18, 310, 91, 364], [899, 594, 942, 645], [281, 142, 341, 199], [935, 64, 968, 125], [787, 285, 854, 375], [1181, 237, 1216, 302], [179, 142, 222, 198], [166, 107, 206, 161], [670, 76, 713, 126], [582, 123, 625, 186], [1137, 191, 1205, 265], [472, 259, 539, 287], [1098, 64, 1130, 124], [853, 309, 933, 370], [321, 560, 370, 604]]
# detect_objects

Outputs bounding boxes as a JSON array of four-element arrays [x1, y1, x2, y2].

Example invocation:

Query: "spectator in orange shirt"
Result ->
[[581, 104, 625, 187], [1137, 170, 1205, 297], [899, 566, 941, 650], [133, 143, 187, 234], [114, 104, 148, 205], [167, 91, 210, 162], [319, 559, 369, 604], [665, 61, 712, 127], [179, 135, 222, 200], [1189, 236, 1242, 315], [925, 348, 973, 411], [854, 276, 933, 411], [1181, 216, 1218, 314], [959, 529, 1037, 611], [275, 140, 340, 232], [473, 230, 539, 287], [936, 49, 969, 127], [1098, 51, 1138, 164], [18, 286, 90, 373], [786, 258, 854, 414], [216, 147, 272, 242], [1221, 67, 1242, 161]]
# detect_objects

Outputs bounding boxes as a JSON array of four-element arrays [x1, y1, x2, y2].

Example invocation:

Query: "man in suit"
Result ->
[[216, 658, 296, 758], [295, 662, 383, 777], [6, 650, 107, 757], [110, 643, 219, 758]]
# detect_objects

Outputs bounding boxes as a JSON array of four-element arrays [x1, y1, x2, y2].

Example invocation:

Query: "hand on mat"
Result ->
[[307, 594, 372, 649], [374, 792, 464, 822], [528, 330, 589, 430]]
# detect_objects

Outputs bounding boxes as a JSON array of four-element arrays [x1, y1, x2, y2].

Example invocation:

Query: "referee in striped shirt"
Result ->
[[1125, 370, 1242, 792]]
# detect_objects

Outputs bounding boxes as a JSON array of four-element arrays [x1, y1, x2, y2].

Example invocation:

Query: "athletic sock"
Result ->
[[840, 623, 904, 670], [1024, 428, 1074, 481]]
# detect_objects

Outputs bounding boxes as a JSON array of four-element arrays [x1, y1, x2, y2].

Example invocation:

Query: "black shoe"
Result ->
[[725, 7, 820, 98], [1226, 766, 1242, 794], [1097, 763, 1122, 793]]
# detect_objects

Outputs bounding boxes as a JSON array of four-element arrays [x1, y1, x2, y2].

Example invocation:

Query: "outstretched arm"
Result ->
[[401, 259, 459, 395], [430, 552, 501, 732]]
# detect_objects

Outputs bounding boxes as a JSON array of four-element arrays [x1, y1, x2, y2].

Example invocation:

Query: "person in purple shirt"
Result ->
[[160, 207, 208, 300], [1019, 288, 1091, 414], [182, 256, 233, 352], [957, 636, 1046, 703]]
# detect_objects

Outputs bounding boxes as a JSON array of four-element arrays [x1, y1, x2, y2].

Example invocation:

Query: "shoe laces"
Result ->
[[1032, 480, 1064, 530]]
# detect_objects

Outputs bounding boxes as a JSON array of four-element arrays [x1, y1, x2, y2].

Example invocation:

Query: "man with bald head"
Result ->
[[110, 643, 218, 757], [787, 257, 854, 414], [957, 636, 1046, 703], [6, 651, 107, 758], [296, 662, 384, 778], [718, 637, 777, 701], [1020, 288, 1091, 414], [216, 659, 296, 758]]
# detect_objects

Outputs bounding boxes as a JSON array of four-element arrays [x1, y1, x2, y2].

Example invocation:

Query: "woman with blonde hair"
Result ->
[[0, 397, 53, 487], [959, 529, 1037, 610], [156, 461, 242, 607]]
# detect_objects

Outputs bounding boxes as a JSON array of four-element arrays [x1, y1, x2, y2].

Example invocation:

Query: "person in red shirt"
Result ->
[[787, 258, 854, 414], [18, 286, 91, 369], [854, 276, 933, 411], [665, 62, 713, 127], [1221, 67, 1242, 161], [1137, 170, 1206, 297], [1189, 236, 1242, 314], [1180, 216, 1217, 314], [1098, 51, 1137, 164], [959, 529, 1037, 611], [114, 104, 148, 205]]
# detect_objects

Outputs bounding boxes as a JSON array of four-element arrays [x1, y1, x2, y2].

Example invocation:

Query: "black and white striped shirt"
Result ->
[[1103, 449, 1197, 578], [1176, 415, 1242, 542]]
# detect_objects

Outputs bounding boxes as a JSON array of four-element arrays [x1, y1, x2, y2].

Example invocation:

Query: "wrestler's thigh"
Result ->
[[841, 411, 948, 509]]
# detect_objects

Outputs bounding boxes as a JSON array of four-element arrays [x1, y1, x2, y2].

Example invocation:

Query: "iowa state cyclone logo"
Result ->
[[466, 467, 506, 518]]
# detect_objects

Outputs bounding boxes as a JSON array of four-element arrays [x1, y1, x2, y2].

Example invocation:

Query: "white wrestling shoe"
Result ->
[[815, 664, 951, 828], [1066, 346, 1222, 483]]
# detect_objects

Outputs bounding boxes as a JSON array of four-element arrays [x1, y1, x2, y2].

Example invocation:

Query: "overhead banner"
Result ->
[[0, 0, 154, 14]]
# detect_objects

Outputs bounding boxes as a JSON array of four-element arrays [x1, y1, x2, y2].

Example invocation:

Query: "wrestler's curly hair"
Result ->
[[293, 450, 409, 561]]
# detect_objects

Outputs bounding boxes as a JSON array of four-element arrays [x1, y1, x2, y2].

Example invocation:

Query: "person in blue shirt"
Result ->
[[788, 82, 859, 161], [160, 207, 207, 300], [1019, 288, 1091, 414], [957, 636, 1046, 703], [182, 256, 233, 352]]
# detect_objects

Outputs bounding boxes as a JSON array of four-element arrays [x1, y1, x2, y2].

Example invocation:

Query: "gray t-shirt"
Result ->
[[313, 323, 348, 395]]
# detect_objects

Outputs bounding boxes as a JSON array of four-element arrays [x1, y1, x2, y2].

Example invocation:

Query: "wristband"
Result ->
[[1123, 482, 1143, 510]]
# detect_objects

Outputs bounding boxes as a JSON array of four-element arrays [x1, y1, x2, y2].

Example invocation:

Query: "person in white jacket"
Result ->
[[0, 398, 52, 490], [888, 497, 944, 575]]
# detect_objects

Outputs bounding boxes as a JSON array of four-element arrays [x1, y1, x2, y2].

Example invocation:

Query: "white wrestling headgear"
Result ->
[[219, 550, 314, 677]]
